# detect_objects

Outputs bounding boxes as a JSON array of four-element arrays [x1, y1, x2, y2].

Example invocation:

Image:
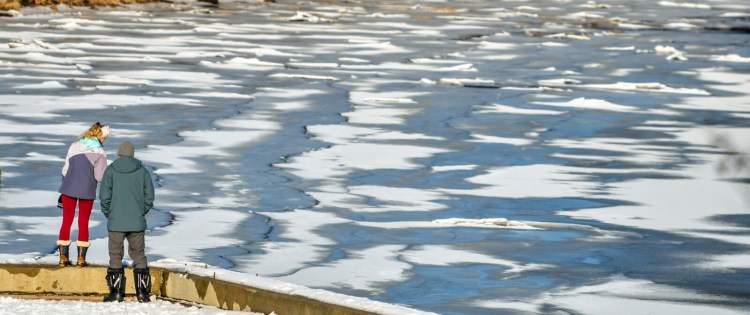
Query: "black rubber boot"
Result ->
[[58, 243, 71, 267], [134, 268, 152, 303], [103, 268, 125, 302]]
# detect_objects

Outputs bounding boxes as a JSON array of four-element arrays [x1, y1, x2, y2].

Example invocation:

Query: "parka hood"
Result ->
[[111, 156, 142, 174]]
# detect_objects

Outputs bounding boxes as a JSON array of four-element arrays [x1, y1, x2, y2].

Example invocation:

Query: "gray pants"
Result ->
[[108, 231, 147, 269]]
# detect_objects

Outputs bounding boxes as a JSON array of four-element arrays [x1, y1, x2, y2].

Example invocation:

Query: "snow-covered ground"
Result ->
[[0, 296, 255, 315], [1, 0, 749, 314]]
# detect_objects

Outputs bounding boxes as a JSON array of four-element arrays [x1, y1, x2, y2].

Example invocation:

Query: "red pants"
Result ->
[[58, 195, 93, 242]]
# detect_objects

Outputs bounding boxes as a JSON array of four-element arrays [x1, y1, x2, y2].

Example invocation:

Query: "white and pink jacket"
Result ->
[[58, 138, 108, 200]]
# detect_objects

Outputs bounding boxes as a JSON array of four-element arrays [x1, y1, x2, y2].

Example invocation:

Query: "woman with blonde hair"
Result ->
[[57, 122, 110, 267]]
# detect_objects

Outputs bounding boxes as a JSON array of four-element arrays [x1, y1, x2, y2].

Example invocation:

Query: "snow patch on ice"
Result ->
[[338, 57, 369, 63], [402, 245, 550, 273], [663, 22, 699, 30], [307, 124, 443, 143], [355, 219, 541, 231], [654, 45, 688, 61], [581, 82, 709, 95], [703, 254, 750, 270], [13, 81, 67, 89], [440, 164, 600, 199], [280, 143, 448, 180], [564, 12, 605, 19], [710, 54, 750, 63], [278, 245, 411, 293], [184, 92, 252, 99], [147, 209, 248, 261], [549, 137, 682, 165], [347, 185, 450, 212], [287, 11, 331, 23], [438, 78, 495, 87], [0, 189, 61, 209], [235, 210, 350, 277], [658, 1, 711, 9], [478, 41, 517, 50], [602, 46, 636, 51], [544, 33, 591, 40], [1, 215, 79, 236], [667, 68, 750, 112], [564, 127, 750, 246], [478, 275, 744, 315], [269, 73, 339, 81], [474, 104, 564, 115], [469, 134, 535, 146], [432, 165, 478, 172], [200, 57, 283, 70], [433, 218, 538, 229], [535, 97, 639, 113]]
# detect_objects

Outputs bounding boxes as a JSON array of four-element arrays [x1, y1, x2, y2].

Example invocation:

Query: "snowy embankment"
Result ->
[[0, 297, 253, 315]]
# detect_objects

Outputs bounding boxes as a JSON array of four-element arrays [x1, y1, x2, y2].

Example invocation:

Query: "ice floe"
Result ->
[[200, 57, 284, 70], [658, 1, 711, 9], [473, 104, 565, 116], [602, 46, 636, 51], [543, 33, 591, 40], [280, 143, 449, 181], [439, 164, 601, 199], [704, 254, 750, 270], [278, 245, 411, 292], [437, 78, 495, 87], [147, 210, 249, 262], [663, 22, 699, 30], [667, 68, 750, 112], [433, 218, 537, 229], [431, 165, 478, 172], [287, 11, 331, 23], [13, 80, 66, 89], [534, 97, 638, 113], [236, 209, 350, 277], [580, 82, 710, 95], [309, 124, 444, 142], [469, 134, 536, 146], [354, 219, 539, 231], [269, 73, 339, 81], [654, 45, 688, 61], [565, 127, 750, 246], [710, 54, 750, 63], [402, 245, 550, 274], [477, 275, 746, 315]]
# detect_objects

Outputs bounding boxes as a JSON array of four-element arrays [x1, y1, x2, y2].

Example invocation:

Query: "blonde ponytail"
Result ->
[[79, 122, 110, 143]]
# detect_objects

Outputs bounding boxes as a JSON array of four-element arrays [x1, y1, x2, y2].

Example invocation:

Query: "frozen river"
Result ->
[[1, 0, 749, 314]]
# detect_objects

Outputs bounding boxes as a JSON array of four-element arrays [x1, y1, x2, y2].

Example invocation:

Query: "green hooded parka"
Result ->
[[99, 156, 155, 232]]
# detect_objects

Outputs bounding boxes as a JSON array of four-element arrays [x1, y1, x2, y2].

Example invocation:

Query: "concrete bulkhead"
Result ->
[[0, 264, 388, 315]]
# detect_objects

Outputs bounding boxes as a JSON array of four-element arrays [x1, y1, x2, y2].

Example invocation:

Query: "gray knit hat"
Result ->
[[118, 141, 135, 157]]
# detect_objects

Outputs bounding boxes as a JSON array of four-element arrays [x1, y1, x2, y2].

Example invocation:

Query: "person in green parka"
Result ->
[[99, 141, 155, 303]]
